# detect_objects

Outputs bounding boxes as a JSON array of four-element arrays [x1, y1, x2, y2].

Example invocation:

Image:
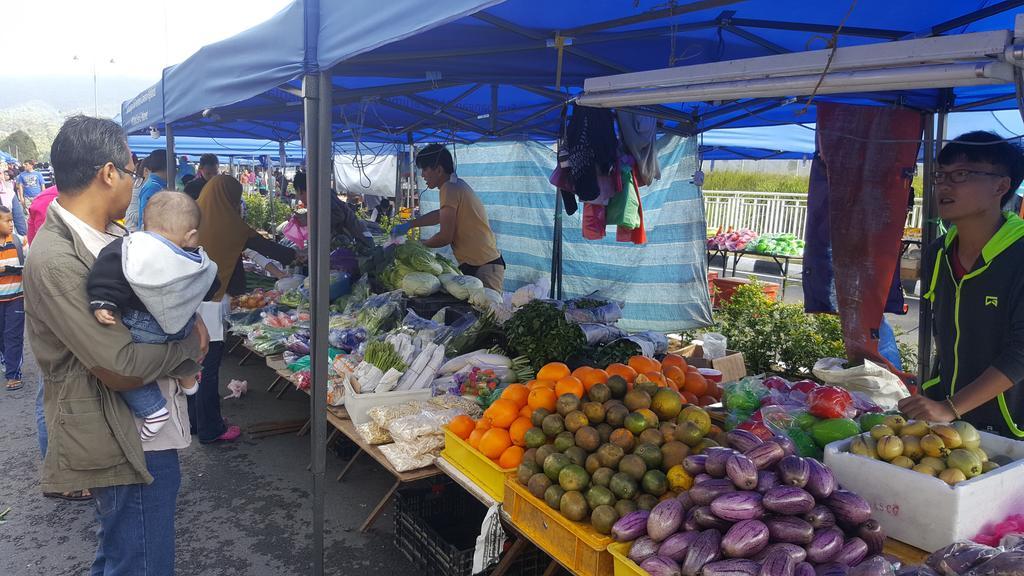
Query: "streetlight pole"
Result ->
[[73, 55, 114, 116]]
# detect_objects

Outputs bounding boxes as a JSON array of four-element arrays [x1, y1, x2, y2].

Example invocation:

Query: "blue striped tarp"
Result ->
[[420, 135, 712, 333]]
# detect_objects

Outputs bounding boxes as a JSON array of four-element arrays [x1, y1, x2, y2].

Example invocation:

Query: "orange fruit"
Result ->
[[519, 404, 533, 418], [498, 445, 525, 468], [509, 417, 533, 447], [580, 368, 609, 391], [572, 366, 593, 381], [501, 383, 530, 408], [537, 362, 571, 381], [528, 387, 557, 412], [629, 355, 662, 375], [475, 417, 492, 431], [606, 363, 638, 383], [643, 372, 667, 387], [555, 376, 585, 399], [662, 354, 689, 371], [485, 399, 521, 429], [663, 365, 688, 388], [479, 428, 512, 459], [684, 372, 708, 397], [449, 415, 475, 440], [469, 428, 486, 449], [527, 379, 556, 390], [681, 391, 700, 405], [706, 382, 722, 400]]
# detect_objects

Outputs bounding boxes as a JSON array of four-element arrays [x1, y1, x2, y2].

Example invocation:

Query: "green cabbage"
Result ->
[[401, 272, 441, 297], [396, 242, 443, 275], [441, 274, 484, 300]]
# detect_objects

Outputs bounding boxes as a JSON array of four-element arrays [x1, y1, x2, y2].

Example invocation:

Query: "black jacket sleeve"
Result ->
[[992, 274, 1024, 385], [245, 234, 296, 266], [86, 238, 134, 311]]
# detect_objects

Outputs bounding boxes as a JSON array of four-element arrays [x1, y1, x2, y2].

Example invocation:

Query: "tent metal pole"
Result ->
[[165, 125, 176, 191], [303, 71, 330, 576], [561, 0, 744, 36], [918, 112, 939, 385], [930, 0, 1024, 36]]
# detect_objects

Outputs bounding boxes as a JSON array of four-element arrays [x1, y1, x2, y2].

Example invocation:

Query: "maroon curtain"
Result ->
[[815, 103, 922, 377]]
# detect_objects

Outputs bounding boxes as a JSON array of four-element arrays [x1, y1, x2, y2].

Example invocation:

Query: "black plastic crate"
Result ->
[[394, 483, 548, 576]]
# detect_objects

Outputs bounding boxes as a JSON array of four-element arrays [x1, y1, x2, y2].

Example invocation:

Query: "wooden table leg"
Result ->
[[296, 418, 311, 436], [227, 337, 243, 355], [274, 382, 291, 399], [266, 375, 284, 393], [360, 479, 400, 532], [336, 448, 364, 482], [542, 559, 561, 576], [490, 536, 529, 576], [238, 349, 255, 366]]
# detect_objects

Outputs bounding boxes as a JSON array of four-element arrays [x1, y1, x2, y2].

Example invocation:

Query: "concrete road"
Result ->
[[0, 342, 421, 576]]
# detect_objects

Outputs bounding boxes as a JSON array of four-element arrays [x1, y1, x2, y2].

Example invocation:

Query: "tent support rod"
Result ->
[[380, 98, 487, 135], [405, 94, 492, 132], [721, 23, 790, 54], [490, 85, 499, 134], [560, 0, 745, 36], [727, 17, 907, 39], [700, 98, 798, 131], [918, 109, 945, 385], [404, 84, 484, 133], [303, 71, 331, 576], [165, 125, 176, 192], [950, 93, 1017, 111], [516, 84, 696, 129], [496, 101, 564, 136], [930, 0, 1024, 36]]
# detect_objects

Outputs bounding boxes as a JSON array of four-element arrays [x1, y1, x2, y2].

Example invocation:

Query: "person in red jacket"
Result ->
[[27, 185, 59, 244]]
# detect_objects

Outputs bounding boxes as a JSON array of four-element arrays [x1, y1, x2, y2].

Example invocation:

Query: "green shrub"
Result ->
[[703, 170, 925, 198], [243, 192, 293, 232]]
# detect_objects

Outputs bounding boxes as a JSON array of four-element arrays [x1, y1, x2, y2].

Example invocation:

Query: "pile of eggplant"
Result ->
[[611, 429, 892, 576]]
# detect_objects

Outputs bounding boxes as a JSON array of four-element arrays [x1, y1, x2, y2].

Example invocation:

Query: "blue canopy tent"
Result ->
[[119, 3, 1024, 571], [0, 150, 15, 164], [127, 135, 305, 162]]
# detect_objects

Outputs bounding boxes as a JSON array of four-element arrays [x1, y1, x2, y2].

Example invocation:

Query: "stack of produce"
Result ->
[[707, 227, 758, 251], [749, 233, 805, 257], [722, 376, 882, 459], [846, 418, 1005, 485], [451, 358, 732, 535], [611, 429, 889, 575], [231, 288, 281, 310], [918, 540, 1024, 575]]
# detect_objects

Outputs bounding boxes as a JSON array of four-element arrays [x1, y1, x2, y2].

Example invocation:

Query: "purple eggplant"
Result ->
[[690, 479, 737, 506], [804, 505, 836, 530], [848, 556, 893, 576], [693, 505, 734, 531], [727, 429, 765, 453], [794, 563, 815, 576], [683, 508, 700, 532], [722, 519, 769, 558], [777, 455, 810, 487], [759, 549, 796, 576], [773, 434, 798, 457], [658, 532, 699, 563], [805, 528, 844, 564], [648, 499, 685, 542], [613, 510, 651, 542], [757, 470, 780, 494], [640, 555, 682, 576], [825, 490, 872, 527], [683, 454, 708, 476], [756, 543, 807, 564], [856, 520, 885, 556], [706, 447, 739, 478], [702, 559, 760, 576], [813, 563, 849, 576], [681, 529, 722, 576], [763, 486, 815, 515], [695, 473, 714, 485], [765, 516, 814, 545], [746, 441, 785, 470], [727, 454, 759, 490], [711, 491, 765, 522], [677, 491, 694, 511], [834, 537, 868, 567], [628, 536, 660, 563], [805, 459, 836, 499]]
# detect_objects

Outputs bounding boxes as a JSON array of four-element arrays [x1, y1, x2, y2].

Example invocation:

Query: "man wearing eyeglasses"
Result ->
[[900, 131, 1024, 440], [24, 115, 208, 575]]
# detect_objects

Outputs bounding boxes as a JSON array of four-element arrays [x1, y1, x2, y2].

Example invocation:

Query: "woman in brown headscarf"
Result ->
[[192, 175, 296, 443]]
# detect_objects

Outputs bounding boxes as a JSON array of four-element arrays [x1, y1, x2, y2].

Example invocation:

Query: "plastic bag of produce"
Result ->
[[563, 293, 624, 324], [722, 377, 770, 413], [440, 274, 484, 300], [401, 272, 441, 297], [368, 401, 427, 430], [379, 442, 437, 472], [356, 421, 391, 445], [965, 550, 1024, 576], [511, 280, 548, 308], [927, 542, 1001, 575], [813, 358, 910, 411]]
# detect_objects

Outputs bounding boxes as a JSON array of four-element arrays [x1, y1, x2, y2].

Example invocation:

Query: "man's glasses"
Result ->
[[932, 169, 1007, 184], [94, 163, 140, 185]]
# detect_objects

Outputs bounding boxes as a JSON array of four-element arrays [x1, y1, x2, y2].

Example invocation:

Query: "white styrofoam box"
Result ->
[[342, 378, 432, 426], [824, 431, 1024, 552]]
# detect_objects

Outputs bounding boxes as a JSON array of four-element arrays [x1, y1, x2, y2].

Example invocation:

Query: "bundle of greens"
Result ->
[[504, 300, 586, 371], [363, 340, 407, 374]]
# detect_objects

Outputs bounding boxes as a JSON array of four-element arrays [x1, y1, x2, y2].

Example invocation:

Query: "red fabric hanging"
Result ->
[[582, 203, 607, 240]]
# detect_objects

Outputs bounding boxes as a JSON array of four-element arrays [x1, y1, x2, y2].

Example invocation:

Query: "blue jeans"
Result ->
[[0, 298, 24, 380], [187, 341, 226, 443], [119, 310, 193, 419], [90, 449, 181, 576], [11, 199, 26, 236]]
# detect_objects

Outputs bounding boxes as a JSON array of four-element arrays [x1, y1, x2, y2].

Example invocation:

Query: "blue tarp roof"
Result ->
[[127, 135, 305, 162], [122, 0, 1024, 147]]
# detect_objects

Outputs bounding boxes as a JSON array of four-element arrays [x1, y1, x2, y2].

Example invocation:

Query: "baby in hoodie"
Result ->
[[87, 191, 219, 441]]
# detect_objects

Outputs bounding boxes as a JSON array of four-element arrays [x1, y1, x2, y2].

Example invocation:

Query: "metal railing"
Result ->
[[703, 190, 923, 237]]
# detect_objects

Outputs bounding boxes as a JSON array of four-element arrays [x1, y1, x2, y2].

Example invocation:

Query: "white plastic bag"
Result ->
[[812, 358, 911, 411]]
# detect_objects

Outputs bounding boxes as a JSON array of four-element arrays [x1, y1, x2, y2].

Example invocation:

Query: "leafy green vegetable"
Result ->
[[396, 242, 443, 275], [591, 339, 642, 369], [504, 301, 586, 371], [364, 340, 406, 373]]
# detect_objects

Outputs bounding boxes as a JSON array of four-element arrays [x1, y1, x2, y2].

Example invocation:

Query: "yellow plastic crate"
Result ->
[[607, 542, 644, 576], [441, 425, 515, 502], [504, 476, 614, 576]]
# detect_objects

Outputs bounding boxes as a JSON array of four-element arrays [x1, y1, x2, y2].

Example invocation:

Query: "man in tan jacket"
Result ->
[[25, 115, 208, 575]]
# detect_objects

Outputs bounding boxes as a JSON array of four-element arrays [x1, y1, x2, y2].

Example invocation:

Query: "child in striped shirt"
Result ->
[[0, 206, 26, 391]]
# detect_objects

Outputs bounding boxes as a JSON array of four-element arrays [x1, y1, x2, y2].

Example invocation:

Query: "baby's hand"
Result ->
[[94, 309, 117, 326]]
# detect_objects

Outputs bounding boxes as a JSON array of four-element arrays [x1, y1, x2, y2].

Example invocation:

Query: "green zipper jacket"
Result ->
[[922, 212, 1024, 438]]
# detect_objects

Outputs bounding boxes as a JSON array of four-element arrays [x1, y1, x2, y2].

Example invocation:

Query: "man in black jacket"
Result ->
[[183, 153, 218, 200], [901, 131, 1024, 438]]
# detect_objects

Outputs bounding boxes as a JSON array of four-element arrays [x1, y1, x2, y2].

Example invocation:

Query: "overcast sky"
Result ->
[[6, 0, 291, 81]]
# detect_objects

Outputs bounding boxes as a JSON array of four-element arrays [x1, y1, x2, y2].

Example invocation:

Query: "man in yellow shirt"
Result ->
[[394, 144, 505, 291]]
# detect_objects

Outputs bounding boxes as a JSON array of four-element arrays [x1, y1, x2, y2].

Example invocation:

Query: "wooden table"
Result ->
[[326, 406, 441, 532]]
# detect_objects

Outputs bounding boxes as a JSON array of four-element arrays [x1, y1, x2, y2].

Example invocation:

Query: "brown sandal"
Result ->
[[44, 490, 92, 502], [5, 379, 22, 391]]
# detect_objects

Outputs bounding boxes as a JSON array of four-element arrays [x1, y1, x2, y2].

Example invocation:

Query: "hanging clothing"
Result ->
[[617, 110, 661, 187], [566, 106, 617, 202]]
